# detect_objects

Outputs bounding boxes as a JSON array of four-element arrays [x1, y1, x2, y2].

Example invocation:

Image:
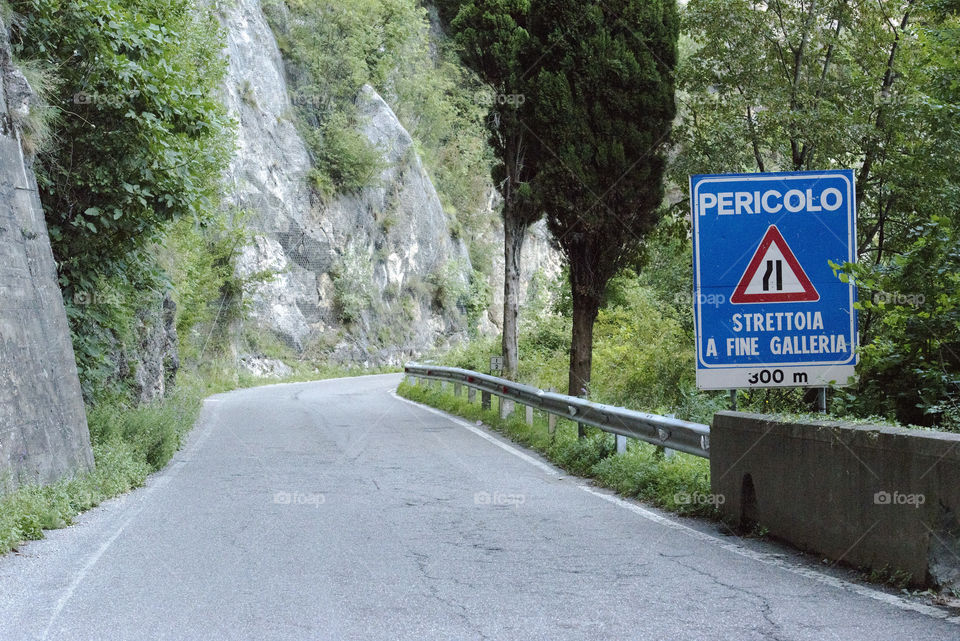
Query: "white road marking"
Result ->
[[390, 390, 558, 476], [393, 388, 960, 626]]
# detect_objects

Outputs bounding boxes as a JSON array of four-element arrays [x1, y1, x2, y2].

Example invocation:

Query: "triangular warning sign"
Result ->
[[731, 225, 819, 304]]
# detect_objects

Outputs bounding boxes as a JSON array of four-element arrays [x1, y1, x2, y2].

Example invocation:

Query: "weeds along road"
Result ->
[[1, 373, 957, 640]]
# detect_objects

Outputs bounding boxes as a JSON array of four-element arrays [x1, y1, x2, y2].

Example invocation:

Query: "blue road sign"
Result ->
[[690, 170, 858, 389]]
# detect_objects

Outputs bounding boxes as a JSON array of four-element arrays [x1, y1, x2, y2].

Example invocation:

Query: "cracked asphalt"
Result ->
[[1, 373, 959, 640]]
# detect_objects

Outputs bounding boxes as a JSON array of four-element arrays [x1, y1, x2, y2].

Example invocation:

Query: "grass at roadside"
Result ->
[[396, 378, 717, 520], [0, 376, 204, 555], [0, 363, 395, 556]]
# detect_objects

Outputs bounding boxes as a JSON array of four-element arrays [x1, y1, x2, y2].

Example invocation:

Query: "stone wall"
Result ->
[[0, 22, 93, 488]]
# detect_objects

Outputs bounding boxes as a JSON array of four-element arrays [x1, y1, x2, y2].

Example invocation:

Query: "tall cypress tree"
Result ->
[[452, 0, 540, 380], [526, 0, 678, 411]]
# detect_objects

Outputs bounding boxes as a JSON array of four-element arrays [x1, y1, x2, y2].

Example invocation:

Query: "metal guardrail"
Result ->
[[403, 363, 710, 458]]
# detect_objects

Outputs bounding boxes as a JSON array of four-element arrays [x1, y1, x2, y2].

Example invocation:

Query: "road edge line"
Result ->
[[390, 389, 558, 476], [391, 387, 960, 626]]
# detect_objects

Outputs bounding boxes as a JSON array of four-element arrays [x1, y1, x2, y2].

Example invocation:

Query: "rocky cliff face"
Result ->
[[0, 23, 93, 487], [219, 0, 474, 365], [486, 219, 564, 331], [107, 292, 179, 405]]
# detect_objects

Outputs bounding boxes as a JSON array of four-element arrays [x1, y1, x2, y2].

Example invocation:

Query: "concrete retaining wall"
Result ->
[[0, 21, 93, 488], [711, 411, 960, 588]]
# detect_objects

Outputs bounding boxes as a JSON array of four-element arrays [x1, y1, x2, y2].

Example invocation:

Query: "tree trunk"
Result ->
[[502, 213, 527, 381], [568, 288, 601, 438]]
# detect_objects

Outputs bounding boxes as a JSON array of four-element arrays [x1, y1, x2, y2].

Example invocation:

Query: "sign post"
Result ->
[[690, 170, 858, 390]]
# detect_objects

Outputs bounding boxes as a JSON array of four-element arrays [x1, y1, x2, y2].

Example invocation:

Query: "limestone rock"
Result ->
[[218, 0, 473, 364], [238, 354, 293, 379]]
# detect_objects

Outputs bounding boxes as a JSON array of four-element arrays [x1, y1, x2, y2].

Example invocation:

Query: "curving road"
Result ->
[[1, 374, 958, 640]]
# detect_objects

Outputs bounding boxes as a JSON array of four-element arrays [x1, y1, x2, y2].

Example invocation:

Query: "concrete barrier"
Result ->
[[711, 411, 960, 588], [0, 31, 93, 489]]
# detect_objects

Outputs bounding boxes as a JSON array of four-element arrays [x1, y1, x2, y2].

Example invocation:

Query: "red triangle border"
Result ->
[[730, 225, 819, 304]]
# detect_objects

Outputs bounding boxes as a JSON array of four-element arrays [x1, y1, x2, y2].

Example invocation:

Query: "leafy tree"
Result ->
[[10, 0, 232, 297], [526, 0, 679, 409], [836, 5, 960, 426], [839, 215, 960, 426], [675, 0, 960, 425], [451, 0, 540, 379]]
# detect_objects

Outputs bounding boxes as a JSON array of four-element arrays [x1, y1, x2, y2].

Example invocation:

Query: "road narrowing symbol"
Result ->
[[730, 225, 819, 304]]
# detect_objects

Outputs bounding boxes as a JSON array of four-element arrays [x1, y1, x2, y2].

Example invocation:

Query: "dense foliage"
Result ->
[[9, 0, 232, 294], [8, 0, 235, 401]]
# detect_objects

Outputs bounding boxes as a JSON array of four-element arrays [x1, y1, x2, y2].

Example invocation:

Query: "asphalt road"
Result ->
[[2, 373, 959, 640]]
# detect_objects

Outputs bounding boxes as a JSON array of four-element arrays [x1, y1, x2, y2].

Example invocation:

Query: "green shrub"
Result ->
[[310, 111, 385, 197], [157, 209, 258, 360], [591, 446, 660, 496], [591, 282, 691, 411], [64, 251, 168, 403], [332, 243, 375, 325], [11, 0, 233, 294], [549, 432, 615, 476], [426, 260, 470, 314], [466, 269, 492, 333]]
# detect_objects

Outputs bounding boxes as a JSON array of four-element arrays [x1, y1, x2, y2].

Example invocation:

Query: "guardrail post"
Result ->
[[468, 387, 476, 403], [525, 405, 533, 426], [481, 390, 491, 410], [547, 388, 557, 435], [576, 389, 587, 439], [500, 397, 514, 420], [453, 383, 461, 397], [664, 414, 677, 458], [616, 434, 627, 454], [409, 375, 417, 386]]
